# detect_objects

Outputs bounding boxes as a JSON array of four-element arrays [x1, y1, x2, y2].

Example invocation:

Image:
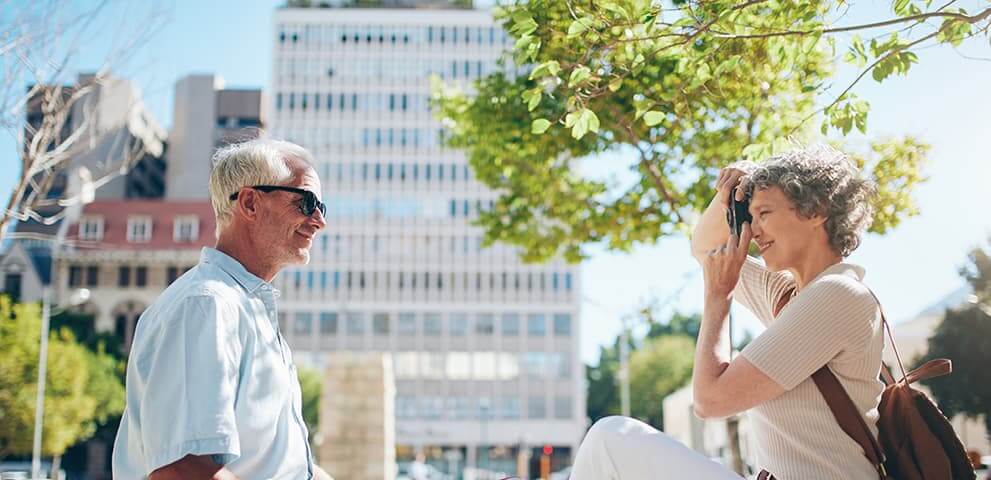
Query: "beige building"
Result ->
[[56, 200, 215, 350], [166, 74, 266, 200]]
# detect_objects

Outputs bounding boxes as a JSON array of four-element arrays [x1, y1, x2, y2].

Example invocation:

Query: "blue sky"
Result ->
[[2, 0, 989, 364]]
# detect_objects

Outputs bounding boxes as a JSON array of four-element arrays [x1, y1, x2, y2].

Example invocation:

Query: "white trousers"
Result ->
[[570, 416, 744, 480]]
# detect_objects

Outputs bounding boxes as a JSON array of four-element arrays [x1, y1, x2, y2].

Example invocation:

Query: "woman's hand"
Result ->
[[715, 162, 755, 208], [702, 222, 753, 299]]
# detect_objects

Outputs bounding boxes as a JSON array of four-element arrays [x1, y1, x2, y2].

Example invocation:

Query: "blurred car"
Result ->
[[396, 461, 452, 480], [549, 466, 572, 480]]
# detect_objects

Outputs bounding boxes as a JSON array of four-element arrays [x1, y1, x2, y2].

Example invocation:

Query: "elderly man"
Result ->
[[112, 138, 332, 479]]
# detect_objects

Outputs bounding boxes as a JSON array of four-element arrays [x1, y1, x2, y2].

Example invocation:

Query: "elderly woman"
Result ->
[[570, 145, 883, 480]]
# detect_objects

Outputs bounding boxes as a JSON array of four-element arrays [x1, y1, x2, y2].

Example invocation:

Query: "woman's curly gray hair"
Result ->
[[743, 145, 876, 257]]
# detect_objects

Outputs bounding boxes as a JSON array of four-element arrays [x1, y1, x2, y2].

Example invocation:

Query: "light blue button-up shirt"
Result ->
[[112, 248, 313, 479]]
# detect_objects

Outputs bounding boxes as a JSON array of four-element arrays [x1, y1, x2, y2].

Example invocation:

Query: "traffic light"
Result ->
[[540, 445, 553, 479]]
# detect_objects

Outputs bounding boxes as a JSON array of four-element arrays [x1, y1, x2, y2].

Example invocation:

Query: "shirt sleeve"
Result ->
[[741, 275, 878, 390], [134, 294, 243, 475], [733, 256, 797, 326]]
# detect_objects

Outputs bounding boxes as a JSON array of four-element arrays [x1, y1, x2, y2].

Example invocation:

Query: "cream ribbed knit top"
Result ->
[[737, 257, 885, 480]]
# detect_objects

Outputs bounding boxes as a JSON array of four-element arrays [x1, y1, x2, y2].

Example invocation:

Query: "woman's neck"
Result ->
[[789, 246, 843, 291]]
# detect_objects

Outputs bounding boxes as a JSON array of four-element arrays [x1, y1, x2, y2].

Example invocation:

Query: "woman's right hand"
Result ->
[[714, 163, 755, 208]]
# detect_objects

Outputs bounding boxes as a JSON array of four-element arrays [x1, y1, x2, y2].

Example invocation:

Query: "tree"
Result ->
[[628, 335, 695, 429], [585, 309, 700, 425], [0, 1, 167, 241], [0, 295, 124, 464], [297, 365, 323, 449], [921, 239, 991, 435], [433, 0, 989, 262]]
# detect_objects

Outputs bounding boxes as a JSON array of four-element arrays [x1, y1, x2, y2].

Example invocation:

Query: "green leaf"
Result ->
[[569, 66, 592, 87], [567, 18, 593, 37], [608, 77, 623, 92], [643, 111, 665, 127], [893, 0, 912, 16], [584, 109, 600, 134], [531, 118, 552, 134], [521, 87, 543, 111], [529, 60, 561, 80], [564, 110, 579, 128], [569, 108, 600, 139], [600, 1, 630, 20]]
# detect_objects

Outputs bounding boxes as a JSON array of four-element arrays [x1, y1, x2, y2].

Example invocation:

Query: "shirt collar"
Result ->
[[811, 261, 866, 283], [200, 247, 273, 294]]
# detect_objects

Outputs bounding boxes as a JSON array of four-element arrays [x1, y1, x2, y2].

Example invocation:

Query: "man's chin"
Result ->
[[288, 248, 311, 265]]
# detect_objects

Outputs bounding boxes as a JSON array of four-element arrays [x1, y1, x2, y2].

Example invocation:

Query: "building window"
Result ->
[[118, 266, 131, 287], [554, 396, 573, 419], [166, 266, 180, 285], [449, 313, 467, 336], [68, 265, 82, 287], [319, 312, 338, 335], [475, 313, 494, 335], [173, 215, 199, 243], [127, 216, 152, 243], [135, 266, 147, 287], [3, 273, 22, 302], [527, 396, 546, 419], [500, 396, 521, 419], [527, 314, 546, 337], [501, 314, 519, 336], [553, 313, 571, 336], [372, 313, 390, 335], [346, 312, 364, 335], [79, 216, 104, 241], [85, 265, 99, 287], [294, 312, 313, 335], [398, 313, 416, 335], [423, 313, 442, 336]]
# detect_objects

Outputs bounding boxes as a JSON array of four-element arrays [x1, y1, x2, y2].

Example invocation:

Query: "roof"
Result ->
[[0, 241, 51, 285], [66, 200, 216, 250]]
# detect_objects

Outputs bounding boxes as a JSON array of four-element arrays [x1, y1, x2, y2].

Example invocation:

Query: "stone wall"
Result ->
[[319, 352, 396, 480]]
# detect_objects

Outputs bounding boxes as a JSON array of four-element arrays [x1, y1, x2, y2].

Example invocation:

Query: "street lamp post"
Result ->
[[31, 165, 93, 480], [31, 287, 52, 480], [30, 286, 89, 480]]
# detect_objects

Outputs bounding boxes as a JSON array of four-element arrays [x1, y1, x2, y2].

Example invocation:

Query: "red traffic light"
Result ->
[[542, 444, 553, 456]]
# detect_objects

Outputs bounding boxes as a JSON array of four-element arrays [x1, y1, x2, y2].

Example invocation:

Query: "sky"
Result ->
[[2, 0, 989, 364]]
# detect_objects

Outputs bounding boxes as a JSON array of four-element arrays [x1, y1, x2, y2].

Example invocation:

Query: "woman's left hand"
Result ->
[[702, 222, 753, 299]]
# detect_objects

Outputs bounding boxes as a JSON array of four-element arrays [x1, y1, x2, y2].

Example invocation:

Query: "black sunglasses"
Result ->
[[229, 185, 326, 217]]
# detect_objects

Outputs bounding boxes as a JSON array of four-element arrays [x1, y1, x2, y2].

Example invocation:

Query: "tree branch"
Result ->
[[707, 7, 991, 40], [791, 27, 943, 135]]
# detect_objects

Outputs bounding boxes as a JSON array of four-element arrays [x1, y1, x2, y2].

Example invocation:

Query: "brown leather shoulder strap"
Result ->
[[811, 367, 887, 477]]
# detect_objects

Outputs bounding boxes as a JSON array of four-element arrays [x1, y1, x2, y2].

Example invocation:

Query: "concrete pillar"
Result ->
[[319, 352, 396, 480]]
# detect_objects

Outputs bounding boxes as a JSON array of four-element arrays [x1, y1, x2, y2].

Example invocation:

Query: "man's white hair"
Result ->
[[208, 137, 314, 237]]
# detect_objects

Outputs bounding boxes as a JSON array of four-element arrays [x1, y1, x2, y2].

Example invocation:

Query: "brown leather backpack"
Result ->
[[775, 288, 976, 480]]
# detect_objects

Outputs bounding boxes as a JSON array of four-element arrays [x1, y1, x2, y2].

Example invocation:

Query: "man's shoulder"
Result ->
[[166, 264, 249, 302], [142, 265, 250, 325]]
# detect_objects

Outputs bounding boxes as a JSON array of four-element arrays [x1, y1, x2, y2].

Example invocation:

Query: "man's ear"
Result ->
[[233, 188, 262, 223]]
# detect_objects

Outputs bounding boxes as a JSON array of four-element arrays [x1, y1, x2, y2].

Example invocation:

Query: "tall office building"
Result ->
[[166, 74, 265, 199], [272, 3, 585, 476]]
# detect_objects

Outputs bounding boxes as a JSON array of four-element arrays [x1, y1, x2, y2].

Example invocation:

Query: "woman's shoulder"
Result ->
[[804, 267, 876, 310]]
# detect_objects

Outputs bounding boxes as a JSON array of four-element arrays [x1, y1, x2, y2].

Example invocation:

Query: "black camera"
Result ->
[[726, 187, 752, 236]]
